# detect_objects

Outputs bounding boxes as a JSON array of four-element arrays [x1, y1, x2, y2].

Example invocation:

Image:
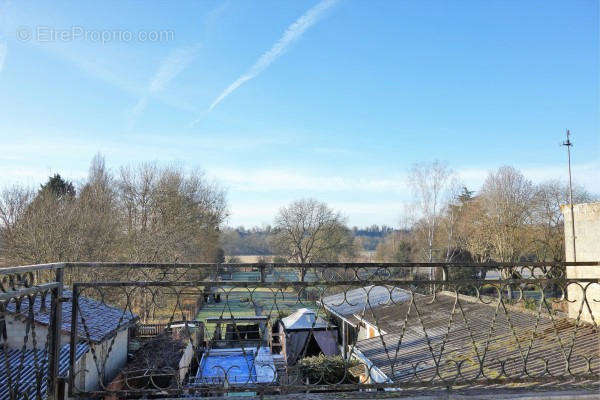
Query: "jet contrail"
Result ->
[[0, 42, 7, 73], [205, 0, 339, 114], [128, 44, 199, 129]]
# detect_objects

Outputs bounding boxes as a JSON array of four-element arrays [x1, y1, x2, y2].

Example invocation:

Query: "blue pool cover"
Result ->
[[197, 352, 257, 384]]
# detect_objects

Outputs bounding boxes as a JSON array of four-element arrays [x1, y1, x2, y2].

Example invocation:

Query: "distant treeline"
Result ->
[[351, 225, 395, 237], [221, 224, 400, 255], [352, 225, 400, 251], [220, 226, 274, 256]]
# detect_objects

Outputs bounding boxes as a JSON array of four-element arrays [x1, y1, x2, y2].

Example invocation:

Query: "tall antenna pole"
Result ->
[[562, 129, 576, 261]]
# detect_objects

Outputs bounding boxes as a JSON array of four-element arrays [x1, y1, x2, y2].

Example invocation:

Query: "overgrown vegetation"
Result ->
[[374, 164, 595, 267], [0, 154, 227, 267], [1, 157, 594, 276], [298, 355, 358, 384]]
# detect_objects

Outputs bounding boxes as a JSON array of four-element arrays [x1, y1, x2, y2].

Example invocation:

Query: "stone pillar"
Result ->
[[561, 202, 600, 323]]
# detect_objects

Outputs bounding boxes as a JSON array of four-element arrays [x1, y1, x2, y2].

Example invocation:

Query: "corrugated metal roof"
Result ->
[[5, 290, 137, 343], [354, 292, 600, 384], [0, 342, 89, 400], [320, 286, 411, 326]]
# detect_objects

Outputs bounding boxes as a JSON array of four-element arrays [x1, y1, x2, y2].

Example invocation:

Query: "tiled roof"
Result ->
[[354, 292, 600, 384], [0, 342, 89, 400], [5, 290, 137, 343], [320, 285, 411, 326]]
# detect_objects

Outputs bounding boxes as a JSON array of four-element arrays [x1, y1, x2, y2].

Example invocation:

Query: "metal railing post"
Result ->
[[442, 265, 448, 290], [48, 267, 64, 400], [68, 284, 79, 397], [342, 321, 347, 360], [259, 263, 266, 283]]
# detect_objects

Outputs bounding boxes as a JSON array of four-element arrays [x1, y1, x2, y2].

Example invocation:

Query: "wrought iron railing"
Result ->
[[0, 262, 598, 399]]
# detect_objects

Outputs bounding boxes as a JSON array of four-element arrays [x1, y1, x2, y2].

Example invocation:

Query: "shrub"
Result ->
[[297, 355, 358, 384]]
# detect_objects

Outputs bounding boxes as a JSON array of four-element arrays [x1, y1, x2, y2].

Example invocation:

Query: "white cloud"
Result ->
[[195, 0, 339, 122], [521, 162, 600, 192], [0, 165, 87, 188], [227, 198, 407, 228], [223, 161, 600, 227], [212, 161, 600, 196], [226, 201, 283, 226], [211, 167, 407, 193], [456, 161, 600, 194]]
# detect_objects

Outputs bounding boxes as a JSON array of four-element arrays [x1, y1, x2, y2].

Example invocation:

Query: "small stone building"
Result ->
[[2, 290, 137, 392]]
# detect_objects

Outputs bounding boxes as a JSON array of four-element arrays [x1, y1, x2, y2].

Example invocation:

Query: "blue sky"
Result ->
[[0, 0, 598, 227]]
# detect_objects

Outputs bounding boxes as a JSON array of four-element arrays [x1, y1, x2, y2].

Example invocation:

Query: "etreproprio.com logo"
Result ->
[[16, 25, 175, 44]]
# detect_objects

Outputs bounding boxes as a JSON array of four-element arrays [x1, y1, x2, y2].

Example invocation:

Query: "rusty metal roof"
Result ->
[[320, 285, 411, 326], [354, 292, 600, 385]]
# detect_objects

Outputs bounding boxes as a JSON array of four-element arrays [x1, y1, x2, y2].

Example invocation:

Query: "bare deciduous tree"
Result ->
[[272, 199, 354, 266], [455, 195, 492, 263], [479, 166, 534, 263], [117, 162, 227, 264], [75, 154, 121, 262], [530, 180, 594, 261], [408, 160, 454, 263], [407, 160, 455, 282], [374, 230, 412, 264], [0, 180, 80, 264], [0, 185, 35, 263], [0, 156, 227, 271]]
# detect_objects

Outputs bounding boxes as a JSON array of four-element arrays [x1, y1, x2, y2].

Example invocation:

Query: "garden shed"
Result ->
[[277, 308, 339, 365]]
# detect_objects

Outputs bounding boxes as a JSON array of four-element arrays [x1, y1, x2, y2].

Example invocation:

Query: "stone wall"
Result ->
[[561, 202, 600, 323]]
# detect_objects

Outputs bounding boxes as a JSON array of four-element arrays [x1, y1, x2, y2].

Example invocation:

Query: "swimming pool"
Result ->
[[196, 349, 257, 384], [192, 347, 276, 387]]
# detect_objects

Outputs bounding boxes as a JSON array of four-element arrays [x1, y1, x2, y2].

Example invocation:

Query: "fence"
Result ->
[[0, 262, 598, 399]]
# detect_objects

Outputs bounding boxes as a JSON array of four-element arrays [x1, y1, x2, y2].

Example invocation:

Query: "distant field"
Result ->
[[357, 250, 376, 262], [228, 270, 319, 282], [231, 252, 377, 263], [197, 270, 320, 338], [231, 255, 277, 263], [196, 287, 317, 338]]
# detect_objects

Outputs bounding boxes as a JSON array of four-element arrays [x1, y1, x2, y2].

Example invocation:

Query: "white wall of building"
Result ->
[[4, 315, 129, 393], [562, 202, 600, 324], [3, 314, 70, 350], [79, 329, 129, 391]]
